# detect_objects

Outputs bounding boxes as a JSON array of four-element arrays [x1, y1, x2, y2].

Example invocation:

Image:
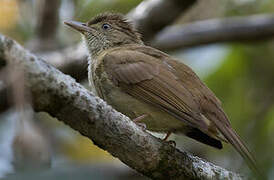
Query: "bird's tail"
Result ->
[[207, 111, 262, 178]]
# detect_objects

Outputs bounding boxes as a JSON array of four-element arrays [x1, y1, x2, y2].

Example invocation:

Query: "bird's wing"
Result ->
[[103, 49, 209, 130], [102, 47, 259, 175], [131, 45, 231, 126], [132, 46, 260, 174]]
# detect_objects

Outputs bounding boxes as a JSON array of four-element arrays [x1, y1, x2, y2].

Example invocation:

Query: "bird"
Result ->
[[64, 12, 259, 175]]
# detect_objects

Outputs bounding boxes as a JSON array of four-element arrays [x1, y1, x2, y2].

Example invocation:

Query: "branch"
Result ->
[[127, 0, 197, 42], [0, 34, 243, 180], [152, 14, 274, 51]]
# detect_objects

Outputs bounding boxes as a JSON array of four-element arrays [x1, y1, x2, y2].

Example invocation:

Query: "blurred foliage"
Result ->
[[225, 0, 274, 16], [74, 0, 143, 21], [205, 41, 274, 175], [0, 0, 19, 30], [206, 46, 254, 129], [61, 134, 115, 163], [0, 0, 34, 42], [35, 111, 115, 163]]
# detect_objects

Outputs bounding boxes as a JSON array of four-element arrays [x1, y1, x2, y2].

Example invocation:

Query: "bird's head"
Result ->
[[64, 13, 143, 57]]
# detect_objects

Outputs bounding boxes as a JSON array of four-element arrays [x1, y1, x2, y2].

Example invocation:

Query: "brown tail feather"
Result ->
[[222, 125, 259, 174], [207, 112, 261, 177]]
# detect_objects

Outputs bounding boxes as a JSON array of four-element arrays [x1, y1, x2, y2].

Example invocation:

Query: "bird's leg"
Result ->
[[163, 132, 172, 141], [163, 132, 176, 147], [133, 114, 147, 123], [133, 114, 147, 130]]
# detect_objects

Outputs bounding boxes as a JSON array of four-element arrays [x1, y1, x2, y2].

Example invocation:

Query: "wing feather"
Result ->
[[102, 46, 259, 175], [104, 50, 208, 130]]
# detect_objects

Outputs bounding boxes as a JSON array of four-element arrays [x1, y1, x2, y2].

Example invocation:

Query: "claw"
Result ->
[[136, 122, 147, 130], [167, 140, 176, 147]]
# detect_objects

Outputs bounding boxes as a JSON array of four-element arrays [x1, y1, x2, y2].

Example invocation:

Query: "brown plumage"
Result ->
[[64, 12, 260, 176]]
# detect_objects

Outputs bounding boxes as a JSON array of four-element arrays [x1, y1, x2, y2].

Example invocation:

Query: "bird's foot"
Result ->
[[162, 132, 176, 147], [167, 140, 176, 147]]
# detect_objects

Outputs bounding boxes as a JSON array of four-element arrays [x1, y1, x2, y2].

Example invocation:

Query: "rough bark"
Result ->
[[0, 34, 243, 180], [152, 14, 274, 51]]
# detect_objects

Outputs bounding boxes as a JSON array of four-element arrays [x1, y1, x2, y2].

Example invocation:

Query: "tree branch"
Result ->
[[127, 0, 197, 42], [0, 34, 243, 180], [152, 14, 274, 51]]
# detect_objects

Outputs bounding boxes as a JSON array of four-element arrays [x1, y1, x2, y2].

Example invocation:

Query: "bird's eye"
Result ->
[[102, 23, 111, 30]]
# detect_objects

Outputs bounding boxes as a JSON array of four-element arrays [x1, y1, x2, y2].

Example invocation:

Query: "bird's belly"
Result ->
[[94, 76, 186, 132]]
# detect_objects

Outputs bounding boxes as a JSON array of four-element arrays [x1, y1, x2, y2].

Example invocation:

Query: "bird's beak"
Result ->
[[64, 20, 90, 34]]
